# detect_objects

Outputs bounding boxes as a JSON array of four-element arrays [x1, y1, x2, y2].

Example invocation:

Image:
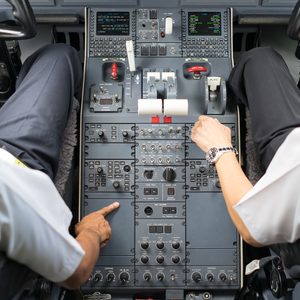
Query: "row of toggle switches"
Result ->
[[140, 143, 183, 151], [140, 157, 182, 164], [139, 127, 183, 136]]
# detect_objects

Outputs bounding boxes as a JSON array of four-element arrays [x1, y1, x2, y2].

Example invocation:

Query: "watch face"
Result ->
[[206, 147, 218, 164]]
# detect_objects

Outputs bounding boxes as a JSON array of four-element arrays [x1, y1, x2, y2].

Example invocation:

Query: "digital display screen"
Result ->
[[188, 12, 221, 36], [96, 12, 130, 36], [100, 98, 113, 105]]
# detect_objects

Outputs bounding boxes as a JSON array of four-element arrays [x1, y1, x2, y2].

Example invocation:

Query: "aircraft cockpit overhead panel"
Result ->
[[80, 5, 241, 299]]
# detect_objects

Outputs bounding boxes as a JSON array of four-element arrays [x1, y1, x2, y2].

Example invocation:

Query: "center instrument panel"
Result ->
[[80, 6, 241, 300]]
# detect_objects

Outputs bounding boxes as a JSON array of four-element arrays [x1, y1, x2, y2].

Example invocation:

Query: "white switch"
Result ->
[[165, 17, 173, 35], [126, 40, 136, 72]]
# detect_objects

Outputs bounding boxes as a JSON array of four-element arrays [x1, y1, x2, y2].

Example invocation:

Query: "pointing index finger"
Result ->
[[99, 202, 120, 217]]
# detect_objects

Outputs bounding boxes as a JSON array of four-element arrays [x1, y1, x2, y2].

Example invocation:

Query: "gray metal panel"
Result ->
[[30, 0, 54, 5], [186, 193, 238, 248], [83, 197, 134, 256], [85, 143, 133, 159], [61, 0, 137, 5], [262, 0, 297, 6], [182, 0, 259, 6], [138, 0, 181, 7], [188, 249, 236, 265]]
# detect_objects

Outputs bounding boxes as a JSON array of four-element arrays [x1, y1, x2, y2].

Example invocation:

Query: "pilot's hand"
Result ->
[[191, 115, 232, 153], [75, 202, 120, 247]]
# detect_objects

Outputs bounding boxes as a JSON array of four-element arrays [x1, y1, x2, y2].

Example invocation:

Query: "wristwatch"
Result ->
[[206, 146, 238, 165]]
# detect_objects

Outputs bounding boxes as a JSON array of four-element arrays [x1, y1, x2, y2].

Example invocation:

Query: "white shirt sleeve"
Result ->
[[234, 128, 300, 246], [0, 159, 85, 282]]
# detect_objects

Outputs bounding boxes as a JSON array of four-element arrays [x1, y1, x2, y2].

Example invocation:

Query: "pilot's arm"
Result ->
[[0, 157, 119, 290], [192, 115, 300, 247], [191, 115, 257, 246], [62, 202, 119, 289]]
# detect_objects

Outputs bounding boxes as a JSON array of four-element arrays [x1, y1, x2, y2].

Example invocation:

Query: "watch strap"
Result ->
[[206, 146, 238, 165]]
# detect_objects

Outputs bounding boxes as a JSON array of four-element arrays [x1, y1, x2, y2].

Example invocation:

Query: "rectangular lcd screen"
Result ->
[[188, 12, 221, 36], [96, 12, 130, 36], [100, 98, 113, 105]]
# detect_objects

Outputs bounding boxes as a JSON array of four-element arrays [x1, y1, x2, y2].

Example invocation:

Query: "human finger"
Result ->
[[98, 202, 120, 217]]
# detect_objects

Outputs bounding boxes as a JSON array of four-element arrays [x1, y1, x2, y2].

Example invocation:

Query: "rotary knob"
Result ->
[[172, 255, 180, 264], [156, 255, 164, 264], [172, 241, 180, 249], [144, 272, 152, 281], [163, 168, 176, 182], [219, 273, 227, 282], [93, 272, 102, 282], [123, 165, 131, 172], [98, 130, 105, 138], [106, 273, 115, 282], [119, 272, 130, 283], [141, 255, 149, 264], [113, 181, 121, 189], [141, 241, 149, 249], [156, 241, 164, 249], [192, 272, 202, 283]]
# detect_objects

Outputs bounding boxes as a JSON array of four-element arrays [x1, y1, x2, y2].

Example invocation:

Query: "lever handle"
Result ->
[[187, 66, 208, 74]]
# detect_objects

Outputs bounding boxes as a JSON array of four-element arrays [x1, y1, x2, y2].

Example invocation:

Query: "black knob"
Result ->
[[144, 170, 154, 179], [163, 168, 176, 182], [93, 272, 102, 282], [97, 167, 103, 173], [122, 131, 129, 137], [119, 272, 130, 283], [98, 130, 104, 137], [172, 255, 180, 264], [123, 165, 131, 172], [199, 166, 206, 173], [144, 272, 151, 281], [144, 206, 153, 216], [207, 273, 214, 282], [192, 272, 202, 283], [172, 241, 180, 249], [156, 241, 164, 249], [106, 273, 115, 282], [141, 255, 149, 264], [113, 181, 120, 189], [157, 272, 164, 281], [156, 255, 164, 264], [219, 273, 227, 282], [141, 241, 149, 249]]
